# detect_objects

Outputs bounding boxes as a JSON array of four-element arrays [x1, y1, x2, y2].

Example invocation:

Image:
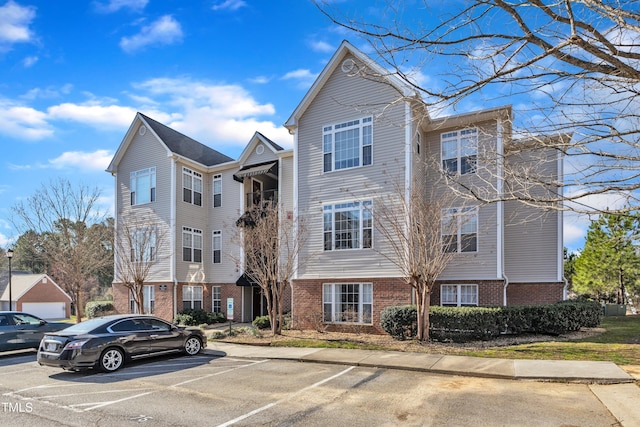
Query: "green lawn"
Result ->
[[461, 316, 640, 365]]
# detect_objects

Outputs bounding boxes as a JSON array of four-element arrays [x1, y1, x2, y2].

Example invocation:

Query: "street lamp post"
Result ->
[[5, 249, 13, 311]]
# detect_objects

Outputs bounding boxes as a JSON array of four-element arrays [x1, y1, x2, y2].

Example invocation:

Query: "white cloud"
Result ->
[[94, 0, 148, 13], [48, 149, 114, 172], [0, 100, 52, 140], [22, 55, 37, 67], [281, 69, 319, 89], [119, 15, 183, 53], [47, 103, 138, 129], [248, 76, 270, 84], [21, 84, 73, 100], [309, 40, 334, 53], [133, 77, 292, 147], [0, 0, 36, 51], [211, 0, 247, 11]]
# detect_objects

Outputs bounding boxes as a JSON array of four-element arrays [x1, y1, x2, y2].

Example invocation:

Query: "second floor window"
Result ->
[[323, 200, 372, 250], [183, 168, 202, 206], [212, 230, 222, 264], [442, 207, 478, 253], [441, 128, 478, 175], [130, 227, 156, 262], [130, 167, 156, 205], [182, 226, 203, 262], [213, 175, 222, 207], [323, 117, 372, 172]]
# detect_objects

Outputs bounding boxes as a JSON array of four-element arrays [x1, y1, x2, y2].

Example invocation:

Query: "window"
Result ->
[[213, 175, 222, 207], [441, 284, 478, 307], [183, 285, 203, 310], [183, 227, 203, 262], [183, 168, 203, 206], [212, 286, 221, 313], [323, 200, 372, 250], [442, 207, 478, 253], [441, 128, 478, 175], [130, 167, 156, 205], [130, 227, 156, 262], [129, 285, 155, 314], [212, 230, 222, 264], [323, 283, 372, 324], [323, 117, 373, 172]]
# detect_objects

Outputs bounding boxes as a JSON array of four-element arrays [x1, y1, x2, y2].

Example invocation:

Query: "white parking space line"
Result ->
[[169, 359, 268, 388], [216, 366, 356, 427], [38, 388, 153, 399], [74, 391, 155, 411], [5, 382, 86, 396]]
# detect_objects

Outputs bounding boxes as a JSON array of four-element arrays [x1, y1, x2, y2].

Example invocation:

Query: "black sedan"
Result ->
[[0, 311, 69, 351], [37, 314, 206, 372]]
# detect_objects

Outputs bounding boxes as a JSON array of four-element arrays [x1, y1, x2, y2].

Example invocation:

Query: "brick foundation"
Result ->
[[506, 282, 564, 305], [113, 281, 292, 323]]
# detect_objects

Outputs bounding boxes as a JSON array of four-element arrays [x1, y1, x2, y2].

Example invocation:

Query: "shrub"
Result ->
[[85, 301, 115, 319], [253, 315, 271, 330], [174, 309, 225, 326], [380, 301, 603, 342], [380, 305, 417, 340]]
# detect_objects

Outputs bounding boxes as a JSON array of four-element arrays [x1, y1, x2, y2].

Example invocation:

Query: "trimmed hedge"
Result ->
[[380, 300, 602, 342], [174, 309, 226, 326], [85, 301, 114, 319]]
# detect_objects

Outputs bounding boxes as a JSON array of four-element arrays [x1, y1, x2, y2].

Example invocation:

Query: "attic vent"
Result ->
[[256, 144, 265, 155], [341, 58, 356, 74], [139, 126, 146, 136]]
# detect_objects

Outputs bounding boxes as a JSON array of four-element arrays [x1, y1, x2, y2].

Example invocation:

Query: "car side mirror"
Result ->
[[39, 320, 46, 326]]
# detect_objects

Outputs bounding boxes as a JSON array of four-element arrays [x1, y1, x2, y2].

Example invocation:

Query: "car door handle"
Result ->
[[150, 335, 159, 339]]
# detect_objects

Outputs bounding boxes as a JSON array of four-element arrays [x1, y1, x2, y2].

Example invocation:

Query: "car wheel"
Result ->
[[99, 347, 124, 372], [184, 336, 202, 355]]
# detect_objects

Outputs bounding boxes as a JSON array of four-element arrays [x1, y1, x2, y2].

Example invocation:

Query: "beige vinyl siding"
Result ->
[[423, 120, 501, 280], [244, 143, 278, 165], [279, 154, 294, 213], [207, 167, 242, 283], [175, 160, 210, 283], [504, 146, 560, 282], [296, 53, 408, 279], [116, 127, 173, 281]]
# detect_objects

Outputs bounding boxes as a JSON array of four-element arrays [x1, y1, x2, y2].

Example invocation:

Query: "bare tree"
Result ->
[[234, 202, 307, 335], [317, 1, 640, 214], [114, 214, 167, 314], [10, 178, 113, 322], [374, 178, 473, 341]]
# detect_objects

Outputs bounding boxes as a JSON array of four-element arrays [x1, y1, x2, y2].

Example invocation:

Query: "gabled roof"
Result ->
[[107, 113, 233, 173], [139, 114, 234, 166], [0, 274, 71, 302], [285, 40, 418, 131], [236, 131, 286, 165]]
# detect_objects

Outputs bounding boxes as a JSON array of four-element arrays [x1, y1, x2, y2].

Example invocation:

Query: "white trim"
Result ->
[[404, 102, 412, 216], [170, 158, 176, 281], [292, 128, 299, 281], [496, 118, 504, 279], [557, 149, 565, 282]]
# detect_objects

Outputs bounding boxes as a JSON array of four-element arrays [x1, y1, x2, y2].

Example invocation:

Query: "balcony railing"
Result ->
[[246, 189, 278, 209]]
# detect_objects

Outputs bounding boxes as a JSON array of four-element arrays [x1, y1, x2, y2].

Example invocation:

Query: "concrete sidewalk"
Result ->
[[205, 342, 635, 384]]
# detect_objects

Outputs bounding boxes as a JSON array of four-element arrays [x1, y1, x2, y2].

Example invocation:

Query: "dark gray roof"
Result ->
[[256, 132, 284, 151], [139, 113, 234, 166]]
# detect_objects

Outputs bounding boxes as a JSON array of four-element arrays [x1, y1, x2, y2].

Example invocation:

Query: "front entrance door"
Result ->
[[252, 287, 266, 320]]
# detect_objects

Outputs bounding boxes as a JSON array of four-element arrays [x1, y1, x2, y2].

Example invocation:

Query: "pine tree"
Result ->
[[573, 212, 640, 304]]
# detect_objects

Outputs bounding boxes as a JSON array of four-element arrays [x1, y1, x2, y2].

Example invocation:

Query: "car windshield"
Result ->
[[59, 317, 113, 334]]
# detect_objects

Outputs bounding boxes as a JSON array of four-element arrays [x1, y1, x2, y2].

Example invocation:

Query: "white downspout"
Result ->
[[496, 118, 508, 306]]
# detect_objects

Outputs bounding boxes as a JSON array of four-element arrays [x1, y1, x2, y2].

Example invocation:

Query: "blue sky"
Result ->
[[0, 0, 588, 252]]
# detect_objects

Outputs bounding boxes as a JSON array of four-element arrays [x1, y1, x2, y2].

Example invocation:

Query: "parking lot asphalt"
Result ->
[[206, 342, 640, 427]]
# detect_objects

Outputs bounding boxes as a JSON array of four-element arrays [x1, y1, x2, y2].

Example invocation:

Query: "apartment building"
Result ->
[[108, 41, 564, 332]]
